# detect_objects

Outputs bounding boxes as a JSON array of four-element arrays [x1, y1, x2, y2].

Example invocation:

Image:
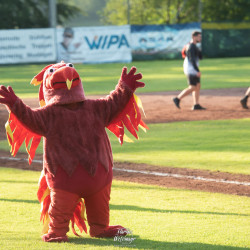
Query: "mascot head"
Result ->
[[31, 61, 86, 106]]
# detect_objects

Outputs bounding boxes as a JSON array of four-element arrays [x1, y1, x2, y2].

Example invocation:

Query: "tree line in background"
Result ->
[[0, 0, 250, 29], [0, 0, 82, 29], [101, 0, 250, 24]]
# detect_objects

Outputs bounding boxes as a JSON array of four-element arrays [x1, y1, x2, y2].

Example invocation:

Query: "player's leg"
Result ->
[[192, 82, 200, 105], [191, 76, 206, 110], [240, 87, 250, 109], [178, 85, 196, 100], [245, 87, 250, 96], [173, 75, 196, 109]]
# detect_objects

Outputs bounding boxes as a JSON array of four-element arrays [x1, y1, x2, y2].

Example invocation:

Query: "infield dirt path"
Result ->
[[0, 88, 249, 196]]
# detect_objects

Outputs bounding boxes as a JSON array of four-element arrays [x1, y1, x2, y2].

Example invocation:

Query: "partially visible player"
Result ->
[[240, 87, 250, 109], [173, 31, 205, 110]]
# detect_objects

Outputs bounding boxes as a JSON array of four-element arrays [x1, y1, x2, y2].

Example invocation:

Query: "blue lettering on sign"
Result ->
[[118, 34, 129, 48], [107, 35, 119, 49], [84, 36, 102, 49], [84, 34, 129, 50]]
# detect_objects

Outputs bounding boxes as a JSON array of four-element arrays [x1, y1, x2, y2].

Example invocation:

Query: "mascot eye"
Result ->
[[48, 68, 56, 73], [66, 63, 74, 68]]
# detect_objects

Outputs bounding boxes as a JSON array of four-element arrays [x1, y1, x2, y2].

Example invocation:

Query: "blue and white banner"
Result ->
[[56, 25, 132, 64], [0, 28, 56, 64], [0, 23, 201, 64], [131, 22, 201, 59]]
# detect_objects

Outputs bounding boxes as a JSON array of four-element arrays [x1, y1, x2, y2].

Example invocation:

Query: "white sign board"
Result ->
[[131, 23, 201, 59], [0, 28, 56, 64], [56, 25, 132, 64]]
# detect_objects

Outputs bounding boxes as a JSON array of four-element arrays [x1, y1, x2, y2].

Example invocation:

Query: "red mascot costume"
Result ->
[[0, 62, 148, 242]]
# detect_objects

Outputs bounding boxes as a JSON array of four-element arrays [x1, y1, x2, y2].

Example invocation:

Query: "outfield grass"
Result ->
[[0, 57, 249, 97], [109, 119, 250, 175], [0, 58, 249, 250], [1, 119, 249, 175], [0, 167, 249, 249]]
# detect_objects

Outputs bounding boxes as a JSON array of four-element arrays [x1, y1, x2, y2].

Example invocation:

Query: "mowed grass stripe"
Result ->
[[109, 119, 250, 175], [0, 119, 250, 175], [0, 57, 249, 96]]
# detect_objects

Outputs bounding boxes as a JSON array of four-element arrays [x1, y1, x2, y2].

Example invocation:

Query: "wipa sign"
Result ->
[[57, 25, 132, 64], [85, 34, 129, 50]]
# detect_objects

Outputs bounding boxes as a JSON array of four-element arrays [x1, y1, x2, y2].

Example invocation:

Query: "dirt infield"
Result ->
[[0, 88, 249, 196]]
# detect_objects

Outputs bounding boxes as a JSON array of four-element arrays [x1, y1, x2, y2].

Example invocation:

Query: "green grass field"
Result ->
[[0, 58, 250, 249], [0, 57, 249, 96], [1, 119, 250, 174], [0, 57, 250, 174], [109, 119, 250, 175], [0, 168, 249, 249]]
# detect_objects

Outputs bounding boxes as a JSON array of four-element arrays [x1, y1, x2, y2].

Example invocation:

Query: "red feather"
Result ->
[[71, 200, 88, 235], [37, 175, 48, 202], [107, 94, 148, 144], [6, 113, 41, 163], [40, 195, 51, 223]]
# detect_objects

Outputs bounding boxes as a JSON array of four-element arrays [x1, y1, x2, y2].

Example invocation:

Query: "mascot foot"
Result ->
[[42, 233, 68, 242], [96, 225, 128, 238]]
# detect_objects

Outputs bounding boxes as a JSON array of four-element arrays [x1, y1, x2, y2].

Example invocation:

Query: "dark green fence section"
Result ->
[[202, 22, 250, 58]]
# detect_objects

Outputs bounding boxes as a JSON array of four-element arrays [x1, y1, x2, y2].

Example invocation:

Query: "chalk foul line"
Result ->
[[0, 157, 249, 187], [113, 167, 250, 186]]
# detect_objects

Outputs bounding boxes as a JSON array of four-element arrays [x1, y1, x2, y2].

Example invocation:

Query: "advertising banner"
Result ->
[[56, 25, 132, 64], [0, 28, 56, 64], [131, 22, 201, 60], [0, 23, 203, 64]]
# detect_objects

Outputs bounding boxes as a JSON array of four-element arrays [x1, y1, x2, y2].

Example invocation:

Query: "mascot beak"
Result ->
[[66, 79, 73, 90]]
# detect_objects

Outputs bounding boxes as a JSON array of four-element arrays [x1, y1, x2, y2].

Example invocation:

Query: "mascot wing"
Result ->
[[4, 64, 51, 164], [107, 93, 148, 145], [5, 112, 42, 164]]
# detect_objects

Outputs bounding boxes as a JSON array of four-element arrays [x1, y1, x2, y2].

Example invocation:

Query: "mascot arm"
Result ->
[[0, 85, 48, 163], [8, 98, 49, 136], [0, 85, 48, 136], [93, 67, 148, 145], [94, 66, 145, 126]]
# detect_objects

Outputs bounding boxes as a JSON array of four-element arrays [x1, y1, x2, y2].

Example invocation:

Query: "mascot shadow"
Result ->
[[70, 237, 247, 249]]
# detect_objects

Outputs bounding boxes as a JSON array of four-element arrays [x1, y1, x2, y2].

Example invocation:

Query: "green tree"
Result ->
[[63, 0, 106, 27], [100, 0, 200, 25], [100, 0, 250, 25], [0, 0, 82, 29], [57, 0, 85, 25], [202, 0, 250, 22]]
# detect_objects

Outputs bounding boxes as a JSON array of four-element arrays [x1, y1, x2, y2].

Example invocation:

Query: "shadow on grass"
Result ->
[[110, 204, 249, 217], [0, 198, 248, 217], [0, 198, 39, 204], [69, 236, 248, 250]]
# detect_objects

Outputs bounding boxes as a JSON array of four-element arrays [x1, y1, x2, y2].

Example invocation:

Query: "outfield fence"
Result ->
[[1, 22, 249, 65], [202, 22, 250, 58], [0, 23, 200, 64]]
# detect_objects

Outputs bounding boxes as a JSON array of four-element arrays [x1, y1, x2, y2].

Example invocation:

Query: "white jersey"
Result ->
[[183, 43, 201, 76], [183, 56, 199, 75]]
